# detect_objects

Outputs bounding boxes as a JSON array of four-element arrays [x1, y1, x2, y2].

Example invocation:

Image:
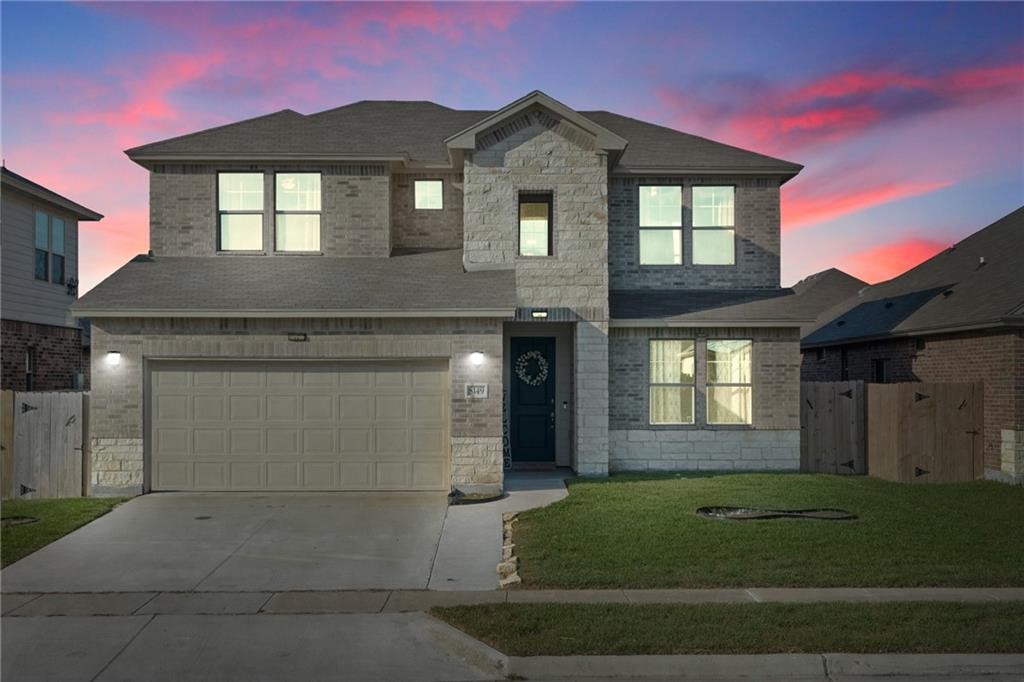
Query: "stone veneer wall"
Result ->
[[149, 164, 390, 257], [462, 107, 610, 474], [390, 172, 464, 251], [608, 175, 782, 290], [608, 326, 801, 472], [89, 317, 503, 496]]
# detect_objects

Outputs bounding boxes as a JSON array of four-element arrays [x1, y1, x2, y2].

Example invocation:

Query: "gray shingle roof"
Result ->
[[72, 249, 516, 317], [803, 206, 1024, 347], [790, 268, 868, 337], [125, 99, 801, 175], [1, 167, 104, 220], [610, 289, 815, 326]]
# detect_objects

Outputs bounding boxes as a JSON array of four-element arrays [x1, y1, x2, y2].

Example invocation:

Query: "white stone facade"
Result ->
[[609, 429, 800, 472]]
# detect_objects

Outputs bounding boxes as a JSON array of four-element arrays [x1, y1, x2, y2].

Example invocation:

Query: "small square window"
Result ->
[[414, 180, 443, 210]]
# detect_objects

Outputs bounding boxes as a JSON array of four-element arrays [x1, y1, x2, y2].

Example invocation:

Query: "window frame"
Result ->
[[216, 171, 265, 253], [273, 171, 322, 253], [50, 216, 66, 285], [691, 185, 737, 266], [871, 358, 890, 383], [638, 184, 683, 267], [648, 339, 696, 425], [413, 179, 444, 210], [518, 191, 554, 258], [706, 338, 753, 426], [34, 210, 50, 282]]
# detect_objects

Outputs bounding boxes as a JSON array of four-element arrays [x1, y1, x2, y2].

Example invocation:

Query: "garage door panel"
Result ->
[[150, 361, 448, 491]]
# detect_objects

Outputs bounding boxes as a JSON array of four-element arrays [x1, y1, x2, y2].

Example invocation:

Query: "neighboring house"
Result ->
[[1, 167, 103, 391], [790, 268, 867, 338], [801, 207, 1024, 482], [74, 91, 813, 497]]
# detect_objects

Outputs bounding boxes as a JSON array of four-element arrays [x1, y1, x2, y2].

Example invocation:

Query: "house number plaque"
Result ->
[[465, 383, 489, 399]]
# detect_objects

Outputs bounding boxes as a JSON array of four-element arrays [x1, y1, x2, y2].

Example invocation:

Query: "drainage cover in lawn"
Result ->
[[697, 506, 857, 521]]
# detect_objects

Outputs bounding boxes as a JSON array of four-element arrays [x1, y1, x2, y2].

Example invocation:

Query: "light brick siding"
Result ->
[[149, 164, 390, 257], [1, 319, 85, 390], [89, 317, 504, 496], [608, 326, 800, 472], [463, 109, 611, 475], [801, 329, 1024, 471], [608, 175, 781, 290], [390, 172, 464, 251]]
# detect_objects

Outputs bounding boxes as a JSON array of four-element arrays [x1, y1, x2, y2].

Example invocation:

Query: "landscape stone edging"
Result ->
[[497, 512, 522, 588]]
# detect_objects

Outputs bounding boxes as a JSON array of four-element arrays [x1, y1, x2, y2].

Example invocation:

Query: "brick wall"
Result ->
[[608, 175, 781, 290], [390, 172, 464, 251], [150, 164, 390, 257], [89, 316, 503, 495], [1, 319, 85, 390], [800, 329, 1024, 470]]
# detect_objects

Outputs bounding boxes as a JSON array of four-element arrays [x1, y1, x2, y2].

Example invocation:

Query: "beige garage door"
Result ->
[[149, 360, 449, 491]]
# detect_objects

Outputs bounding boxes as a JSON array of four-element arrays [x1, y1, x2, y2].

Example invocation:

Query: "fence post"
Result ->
[[1, 390, 14, 499]]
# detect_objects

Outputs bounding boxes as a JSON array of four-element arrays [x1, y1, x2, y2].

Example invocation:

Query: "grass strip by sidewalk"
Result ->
[[433, 602, 1024, 656], [514, 474, 1024, 588], [1, 498, 126, 567]]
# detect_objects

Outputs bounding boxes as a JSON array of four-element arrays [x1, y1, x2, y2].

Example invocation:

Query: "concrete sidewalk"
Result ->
[[5, 586, 1024, 617]]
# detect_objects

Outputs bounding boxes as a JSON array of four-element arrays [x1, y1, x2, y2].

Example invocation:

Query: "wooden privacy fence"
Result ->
[[0, 390, 88, 499], [800, 381, 983, 483], [867, 382, 983, 483], [800, 381, 866, 474]]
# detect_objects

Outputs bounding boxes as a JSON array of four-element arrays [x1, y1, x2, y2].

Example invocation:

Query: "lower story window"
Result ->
[[649, 339, 695, 424], [707, 339, 752, 424]]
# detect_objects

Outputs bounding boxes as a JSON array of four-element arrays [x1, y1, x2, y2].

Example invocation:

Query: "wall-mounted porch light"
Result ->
[[469, 351, 485, 366], [531, 309, 549, 319], [105, 351, 122, 368]]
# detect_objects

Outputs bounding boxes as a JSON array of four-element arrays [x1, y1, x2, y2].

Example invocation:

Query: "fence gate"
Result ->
[[1, 391, 86, 499], [800, 381, 866, 474]]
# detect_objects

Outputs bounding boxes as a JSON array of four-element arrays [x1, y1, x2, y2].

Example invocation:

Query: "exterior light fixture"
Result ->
[[469, 351, 485, 366], [531, 309, 549, 319], [105, 351, 122, 367], [287, 332, 308, 342]]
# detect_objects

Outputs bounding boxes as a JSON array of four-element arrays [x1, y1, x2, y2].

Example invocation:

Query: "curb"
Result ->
[[505, 653, 1024, 680], [420, 612, 509, 678]]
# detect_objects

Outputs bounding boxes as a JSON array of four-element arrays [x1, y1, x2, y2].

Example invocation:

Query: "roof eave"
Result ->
[[800, 316, 1024, 348], [611, 165, 803, 182], [72, 307, 517, 319], [1, 174, 104, 221], [126, 151, 410, 167], [610, 318, 810, 328]]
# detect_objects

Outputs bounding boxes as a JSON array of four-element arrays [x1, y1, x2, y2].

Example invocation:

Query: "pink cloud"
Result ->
[[783, 179, 953, 231], [842, 238, 948, 284]]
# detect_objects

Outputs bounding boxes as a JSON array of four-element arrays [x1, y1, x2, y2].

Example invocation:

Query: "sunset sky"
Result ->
[[3, 1, 1022, 292]]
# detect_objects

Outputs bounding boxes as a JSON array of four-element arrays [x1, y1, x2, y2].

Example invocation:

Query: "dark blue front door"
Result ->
[[510, 337, 556, 463]]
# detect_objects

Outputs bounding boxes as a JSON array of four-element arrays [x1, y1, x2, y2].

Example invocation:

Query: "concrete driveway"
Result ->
[[1, 492, 449, 592]]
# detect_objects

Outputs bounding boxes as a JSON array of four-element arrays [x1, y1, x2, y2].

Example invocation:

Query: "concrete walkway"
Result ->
[[429, 470, 570, 590], [5, 587, 1024, 617]]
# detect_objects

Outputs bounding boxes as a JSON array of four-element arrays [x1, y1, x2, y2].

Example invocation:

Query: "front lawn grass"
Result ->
[[1, 497, 125, 567], [434, 602, 1024, 655], [513, 473, 1024, 588]]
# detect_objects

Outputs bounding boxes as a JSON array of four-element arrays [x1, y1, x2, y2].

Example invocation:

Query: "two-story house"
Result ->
[[2, 167, 103, 391], [74, 91, 813, 497]]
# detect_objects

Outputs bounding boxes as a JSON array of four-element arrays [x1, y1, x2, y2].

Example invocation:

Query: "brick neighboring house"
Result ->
[[801, 207, 1024, 482], [74, 91, 829, 497], [1, 167, 103, 391]]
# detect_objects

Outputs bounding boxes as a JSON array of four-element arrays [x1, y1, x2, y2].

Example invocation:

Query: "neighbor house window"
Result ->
[[692, 186, 735, 265], [871, 358, 890, 383], [707, 339, 752, 424], [414, 180, 443, 210], [34, 211, 49, 281], [51, 217, 66, 285], [218, 172, 264, 251], [649, 340, 695, 424], [639, 185, 682, 265], [275, 172, 321, 252], [519, 193, 552, 256]]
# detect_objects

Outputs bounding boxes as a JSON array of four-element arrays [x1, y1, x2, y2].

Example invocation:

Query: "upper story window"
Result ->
[[414, 180, 443, 210], [692, 186, 735, 265], [649, 339, 695, 424], [34, 210, 65, 284], [519, 193, 552, 257], [707, 339, 752, 424], [638, 185, 682, 265], [218, 173, 264, 251], [275, 173, 321, 252]]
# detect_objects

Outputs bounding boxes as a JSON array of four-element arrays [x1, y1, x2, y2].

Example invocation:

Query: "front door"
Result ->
[[510, 337, 556, 463]]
